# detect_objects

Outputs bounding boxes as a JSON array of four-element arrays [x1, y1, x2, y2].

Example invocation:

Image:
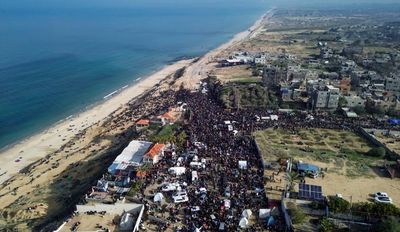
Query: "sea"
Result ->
[[0, 0, 271, 149]]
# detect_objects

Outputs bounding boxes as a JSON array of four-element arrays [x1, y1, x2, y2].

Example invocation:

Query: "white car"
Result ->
[[191, 206, 201, 212], [375, 196, 393, 204], [161, 183, 181, 192], [173, 191, 189, 203], [196, 187, 207, 195], [374, 192, 388, 198]]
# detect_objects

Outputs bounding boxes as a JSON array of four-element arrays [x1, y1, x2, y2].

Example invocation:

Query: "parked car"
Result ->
[[161, 183, 181, 192], [374, 196, 393, 204], [190, 206, 201, 212], [173, 191, 189, 203], [374, 192, 388, 198]]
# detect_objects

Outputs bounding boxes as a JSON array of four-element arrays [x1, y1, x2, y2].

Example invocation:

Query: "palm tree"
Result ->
[[284, 172, 299, 192]]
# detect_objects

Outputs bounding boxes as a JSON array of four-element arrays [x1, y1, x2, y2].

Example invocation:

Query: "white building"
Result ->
[[108, 140, 153, 175]]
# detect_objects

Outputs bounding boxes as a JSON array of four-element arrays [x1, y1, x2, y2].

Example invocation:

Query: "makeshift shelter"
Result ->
[[239, 217, 249, 229], [297, 163, 319, 174], [259, 209, 271, 219], [239, 160, 248, 170], [153, 193, 164, 202], [242, 209, 252, 218]]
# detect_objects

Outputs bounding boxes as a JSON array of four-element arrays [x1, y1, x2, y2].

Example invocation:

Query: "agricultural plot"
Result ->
[[254, 128, 378, 177], [255, 128, 400, 207]]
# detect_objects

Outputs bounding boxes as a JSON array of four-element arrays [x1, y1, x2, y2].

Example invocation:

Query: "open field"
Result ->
[[255, 128, 400, 207], [367, 129, 400, 155]]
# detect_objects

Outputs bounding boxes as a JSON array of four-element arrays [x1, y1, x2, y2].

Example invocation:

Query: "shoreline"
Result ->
[[0, 8, 274, 185], [0, 59, 193, 184]]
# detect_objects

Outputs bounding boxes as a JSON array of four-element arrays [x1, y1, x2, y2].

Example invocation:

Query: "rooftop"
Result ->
[[136, 119, 150, 125], [57, 203, 144, 232], [108, 140, 152, 174], [145, 143, 165, 158]]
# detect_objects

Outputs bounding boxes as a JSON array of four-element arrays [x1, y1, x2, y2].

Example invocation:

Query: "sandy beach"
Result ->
[[0, 59, 192, 185]]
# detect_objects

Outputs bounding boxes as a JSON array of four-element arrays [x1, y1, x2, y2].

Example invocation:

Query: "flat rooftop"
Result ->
[[108, 140, 152, 173], [59, 213, 118, 232]]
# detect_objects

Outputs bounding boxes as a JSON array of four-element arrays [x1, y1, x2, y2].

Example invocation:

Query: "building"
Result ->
[[320, 47, 333, 59], [108, 140, 153, 177], [143, 143, 166, 165], [135, 119, 150, 131], [344, 95, 366, 108], [385, 77, 400, 97], [311, 85, 340, 110], [55, 203, 145, 232], [151, 109, 177, 126], [339, 78, 351, 95], [262, 65, 286, 87]]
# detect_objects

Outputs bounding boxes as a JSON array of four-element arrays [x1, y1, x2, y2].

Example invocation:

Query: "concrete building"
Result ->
[[385, 77, 400, 96], [56, 203, 144, 232], [338, 78, 351, 95], [143, 143, 166, 165], [344, 95, 366, 108], [262, 65, 286, 87], [311, 85, 340, 110]]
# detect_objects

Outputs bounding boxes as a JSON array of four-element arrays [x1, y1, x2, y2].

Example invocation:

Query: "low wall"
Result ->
[[359, 128, 399, 158]]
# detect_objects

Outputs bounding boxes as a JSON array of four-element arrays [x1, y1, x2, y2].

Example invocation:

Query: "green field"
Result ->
[[254, 128, 381, 177]]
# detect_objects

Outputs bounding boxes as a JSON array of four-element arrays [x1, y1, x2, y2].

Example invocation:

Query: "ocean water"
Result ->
[[0, 0, 269, 149]]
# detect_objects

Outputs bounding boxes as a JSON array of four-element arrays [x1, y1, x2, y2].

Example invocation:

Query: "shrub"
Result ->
[[288, 206, 306, 224], [365, 147, 386, 157], [319, 217, 335, 232], [373, 217, 400, 232], [352, 202, 400, 218], [328, 196, 350, 213]]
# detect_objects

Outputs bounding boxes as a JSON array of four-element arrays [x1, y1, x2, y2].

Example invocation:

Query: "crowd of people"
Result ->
[[134, 78, 399, 232]]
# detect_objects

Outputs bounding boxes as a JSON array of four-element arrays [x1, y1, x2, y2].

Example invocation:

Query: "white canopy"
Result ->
[[168, 167, 186, 175], [259, 209, 271, 219], [154, 192, 164, 202], [239, 217, 249, 229], [270, 115, 279, 121], [238, 161, 248, 170], [242, 209, 252, 218]]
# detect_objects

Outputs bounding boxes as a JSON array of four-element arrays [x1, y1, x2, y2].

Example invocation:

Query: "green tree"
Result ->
[[365, 101, 385, 116], [338, 96, 348, 108], [328, 196, 350, 213], [288, 207, 306, 224], [285, 172, 299, 192], [373, 217, 400, 232], [319, 218, 335, 232], [366, 147, 386, 158], [352, 106, 366, 115]]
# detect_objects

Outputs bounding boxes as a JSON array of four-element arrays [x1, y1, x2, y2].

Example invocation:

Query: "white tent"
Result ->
[[270, 115, 279, 121], [242, 209, 252, 218], [259, 209, 271, 219], [238, 161, 247, 170], [168, 167, 186, 175], [153, 193, 164, 202], [239, 217, 249, 229]]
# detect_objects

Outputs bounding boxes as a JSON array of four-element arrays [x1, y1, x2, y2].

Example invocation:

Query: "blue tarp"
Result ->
[[265, 216, 276, 226], [388, 119, 400, 124], [297, 163, 320, 173]]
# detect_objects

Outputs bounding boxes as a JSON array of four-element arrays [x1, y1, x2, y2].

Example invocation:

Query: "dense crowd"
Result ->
[[135, 79, 399, 232]]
